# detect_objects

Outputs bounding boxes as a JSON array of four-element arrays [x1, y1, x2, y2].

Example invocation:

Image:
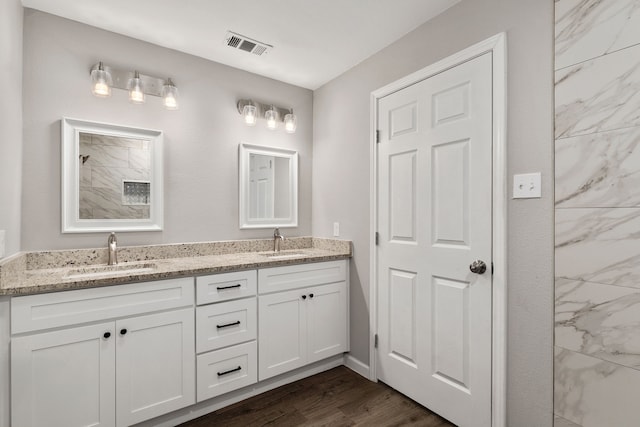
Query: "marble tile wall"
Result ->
[[78, 133, 151, 219], [554, 1, 640, 426]]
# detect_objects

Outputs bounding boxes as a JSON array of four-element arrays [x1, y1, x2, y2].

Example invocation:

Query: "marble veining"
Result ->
[[555, 43, 640, 139], [555, 126, 640, 207], [556, 278, 640, 368], [0, 237, 352, 295], [555, 0, 640, 70], [555, 347, 640, 427], [555, 208, 640, 288]]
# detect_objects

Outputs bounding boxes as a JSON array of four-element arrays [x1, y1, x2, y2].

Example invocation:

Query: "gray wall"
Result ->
[[312, 0, 554, 426], [22, 10, 313, 250], [0, 0, 23, 259]]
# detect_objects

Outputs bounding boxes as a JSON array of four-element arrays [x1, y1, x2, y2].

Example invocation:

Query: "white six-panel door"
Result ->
[[377, 52, 493, 427]]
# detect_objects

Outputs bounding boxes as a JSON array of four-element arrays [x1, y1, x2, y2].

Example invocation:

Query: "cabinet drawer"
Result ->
[[258, 260, 347, 294], [196, 341, 257, 402], [196, 270, 257, 305], [11, 278, 194, 334], [196, 298, 256, 353]]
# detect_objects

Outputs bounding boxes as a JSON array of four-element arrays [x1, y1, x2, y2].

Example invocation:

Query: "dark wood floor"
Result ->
[[179, 366, 456, 426]]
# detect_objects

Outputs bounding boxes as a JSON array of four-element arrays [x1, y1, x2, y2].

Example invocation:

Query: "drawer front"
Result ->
[[196, 270, 257, 305], [258, 260, 347, 294], [11, 278, 194, 334], [196, 341, 257, 402], [196, 298, 257, 353]]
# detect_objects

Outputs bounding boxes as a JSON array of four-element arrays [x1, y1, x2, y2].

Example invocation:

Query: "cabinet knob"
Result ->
[[103, 331, 111, 339], [120, 328, 128, 335], [301, 295, 307, 300], [309, 293, 314, 299]]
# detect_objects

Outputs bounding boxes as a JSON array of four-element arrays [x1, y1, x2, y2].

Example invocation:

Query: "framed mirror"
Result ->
[[61, 118, 164, 233], [239, 143, 298, 229]]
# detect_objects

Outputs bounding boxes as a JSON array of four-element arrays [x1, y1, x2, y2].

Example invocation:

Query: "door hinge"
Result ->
[[375, 232, 379, 245], [374, 334, 378, 349], [376, 130, 380, 143]]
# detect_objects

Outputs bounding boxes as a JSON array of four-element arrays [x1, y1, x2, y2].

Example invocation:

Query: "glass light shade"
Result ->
[[243, 104, 257, 126], [265, 107, 278, 130], [91, 63, 112, 98], [161, 79, 179, 110], [128, 71, 145, 104], [284, 112, 297, 134]]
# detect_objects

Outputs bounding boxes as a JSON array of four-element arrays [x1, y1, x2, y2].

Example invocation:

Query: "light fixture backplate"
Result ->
[[237, 99, 290, 122], [90, 63, 168, 97]]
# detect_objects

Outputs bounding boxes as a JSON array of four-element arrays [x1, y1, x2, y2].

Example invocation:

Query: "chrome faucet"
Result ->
[[273, 228, 284, 252], [107, 232, 118, 265]]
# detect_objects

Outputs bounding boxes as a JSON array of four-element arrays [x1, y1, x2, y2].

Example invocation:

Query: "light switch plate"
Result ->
[[513, 173, 542, 199], [0, 230, 5, 258], [333, 222, 340, 237]]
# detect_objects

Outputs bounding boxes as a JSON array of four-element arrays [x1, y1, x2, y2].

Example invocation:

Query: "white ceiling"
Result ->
[[22, 0, 459, 90]]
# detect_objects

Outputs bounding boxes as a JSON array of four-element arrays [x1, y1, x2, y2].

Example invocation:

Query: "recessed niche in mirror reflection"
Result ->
[[61, 118, 163, 233], [78, 132, 151, 220], [249, 154, 291, 220]]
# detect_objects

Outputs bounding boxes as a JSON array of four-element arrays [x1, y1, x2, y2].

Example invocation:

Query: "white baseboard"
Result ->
[[344, 354, 370, 379]]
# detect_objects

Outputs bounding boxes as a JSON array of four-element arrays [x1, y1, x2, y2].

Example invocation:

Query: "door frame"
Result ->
[[369, 32, 507, 427]]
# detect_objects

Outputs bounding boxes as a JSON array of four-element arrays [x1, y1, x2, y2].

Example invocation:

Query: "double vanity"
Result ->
[[0, 236, 351, 427]]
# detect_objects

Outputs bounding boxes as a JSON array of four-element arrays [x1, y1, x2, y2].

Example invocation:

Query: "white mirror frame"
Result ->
[[239, 143, 298, 229], [61, 117, 164, 233]]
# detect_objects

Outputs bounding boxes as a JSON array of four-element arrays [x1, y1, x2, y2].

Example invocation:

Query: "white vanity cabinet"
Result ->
[[10, 278, 195, 427], [258, 260, 348, 381], [195, 270, 258, 402]]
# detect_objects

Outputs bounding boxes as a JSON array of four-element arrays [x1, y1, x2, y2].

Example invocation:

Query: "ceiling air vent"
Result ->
[[225, 31, 272, 56]]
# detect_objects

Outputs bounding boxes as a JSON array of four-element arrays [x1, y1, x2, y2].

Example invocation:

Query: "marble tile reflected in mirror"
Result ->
[[78, 132, 151, 220]]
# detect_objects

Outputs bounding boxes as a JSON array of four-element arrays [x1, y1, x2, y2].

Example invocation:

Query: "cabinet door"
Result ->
[[116, 308, 195, 427], [12, 322, 116, 427], [258, 288, 307, 381], [307, 282, 348, 363]]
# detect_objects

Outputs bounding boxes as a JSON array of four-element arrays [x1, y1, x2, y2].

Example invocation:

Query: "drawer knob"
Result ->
[[103, 331, 111, 339], [120, 328, 128, 335], [217, 366, 242, 377]]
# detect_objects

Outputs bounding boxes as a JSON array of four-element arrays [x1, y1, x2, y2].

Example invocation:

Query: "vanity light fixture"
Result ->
[[284, 110, 297, 134], [91, 62, 112, 98], [236, 99, 297, 133], [265, 106, 278, 130], [90, 62, 178, 110], [161, 78, 179, 110], [128, 71, 145, 104], [242, 103, 258, 126]]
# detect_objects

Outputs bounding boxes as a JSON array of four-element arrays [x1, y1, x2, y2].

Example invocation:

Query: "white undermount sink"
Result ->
[[63, 263, 158, 280], [262, 252, 307, 260]]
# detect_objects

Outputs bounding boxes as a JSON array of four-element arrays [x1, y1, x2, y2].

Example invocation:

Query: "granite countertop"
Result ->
[[0, 237, 352, 296]]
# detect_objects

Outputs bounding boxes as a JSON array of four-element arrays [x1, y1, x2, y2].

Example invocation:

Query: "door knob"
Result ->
[[469, 260, 487, 274]]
